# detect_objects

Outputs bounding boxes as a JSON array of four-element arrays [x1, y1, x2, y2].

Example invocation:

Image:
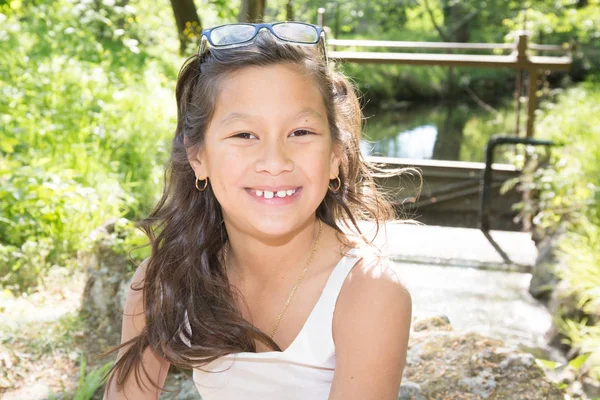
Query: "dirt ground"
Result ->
[[0, 267, 89, 399]]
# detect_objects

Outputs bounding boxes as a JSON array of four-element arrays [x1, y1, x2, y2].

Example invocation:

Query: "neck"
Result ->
[[223, 217, 324, 288]]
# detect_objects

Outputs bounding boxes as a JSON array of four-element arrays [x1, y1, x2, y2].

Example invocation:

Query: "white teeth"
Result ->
[[251, 188, 297, 198]]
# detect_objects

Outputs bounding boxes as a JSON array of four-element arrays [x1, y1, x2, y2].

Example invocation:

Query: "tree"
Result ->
[[169, 0, 203, 55], [239, 0, 266, 23], [286, 0, 294, 20]]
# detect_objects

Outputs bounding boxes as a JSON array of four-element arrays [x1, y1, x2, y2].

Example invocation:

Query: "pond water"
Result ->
[[360, 99, 520, 164]]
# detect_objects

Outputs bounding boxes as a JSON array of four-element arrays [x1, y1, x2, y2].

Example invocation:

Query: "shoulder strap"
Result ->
[[288, 247, 363, 362]]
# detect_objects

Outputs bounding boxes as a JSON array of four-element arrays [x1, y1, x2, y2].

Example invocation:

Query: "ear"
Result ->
[[329, 141, 343, 180], [184, 135, 208, 180]]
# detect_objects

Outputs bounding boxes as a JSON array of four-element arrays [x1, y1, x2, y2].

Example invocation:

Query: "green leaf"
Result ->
[[568, 353, 591, 370], [534, 358, 563, 370]]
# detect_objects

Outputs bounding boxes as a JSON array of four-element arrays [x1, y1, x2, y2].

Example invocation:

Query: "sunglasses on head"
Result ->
[[198, 22, 328, 64]]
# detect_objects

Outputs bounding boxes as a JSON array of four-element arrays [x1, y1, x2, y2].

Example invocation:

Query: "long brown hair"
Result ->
[[104, 31, 417, 392]]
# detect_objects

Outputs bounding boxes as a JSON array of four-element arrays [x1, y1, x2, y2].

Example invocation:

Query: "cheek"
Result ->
[[205, 153, 243, 198], [303, 149, 335, 186]]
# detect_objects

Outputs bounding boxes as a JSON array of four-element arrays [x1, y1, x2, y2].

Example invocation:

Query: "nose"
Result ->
[[254, 135, 294, 176]]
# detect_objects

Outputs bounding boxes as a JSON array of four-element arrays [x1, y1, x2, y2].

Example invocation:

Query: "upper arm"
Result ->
[[104, 258, 171, 400], [329, 256, 412, 400]]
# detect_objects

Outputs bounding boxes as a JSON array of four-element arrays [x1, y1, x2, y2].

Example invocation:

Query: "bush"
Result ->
[[0, 0, 177, 291], [530, 81, 600, 382]]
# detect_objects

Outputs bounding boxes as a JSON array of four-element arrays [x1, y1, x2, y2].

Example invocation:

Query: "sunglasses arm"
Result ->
[[198, 35, 208, 56], [319, 31, 329, 66]]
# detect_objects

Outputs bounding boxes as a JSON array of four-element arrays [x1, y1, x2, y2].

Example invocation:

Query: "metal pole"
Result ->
[[480, 136, 555, 232]]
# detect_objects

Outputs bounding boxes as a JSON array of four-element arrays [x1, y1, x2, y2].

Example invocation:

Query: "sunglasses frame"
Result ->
[[197, 22, 329, 65]]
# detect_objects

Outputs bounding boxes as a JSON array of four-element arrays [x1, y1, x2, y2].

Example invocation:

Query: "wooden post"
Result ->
[[512, 31, 539, 140], [317, 7, 325, 27], [526, 68, 539, 138]]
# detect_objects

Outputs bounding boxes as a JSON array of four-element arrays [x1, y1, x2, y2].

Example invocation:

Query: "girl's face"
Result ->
[[188, 63, 341, 238]]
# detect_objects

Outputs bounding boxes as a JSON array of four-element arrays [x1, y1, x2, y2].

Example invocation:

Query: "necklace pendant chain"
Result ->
[[223, 218, 324, 340]]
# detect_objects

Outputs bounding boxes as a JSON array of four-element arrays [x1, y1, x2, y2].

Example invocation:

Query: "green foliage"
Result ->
[[102, 218, 151, 267], [531, 83, 600, 230], [528, 81, 600, 383], [0, 0, 177, 291], [503, 0, 600, 79], [47, 357, 113, 400], [555, 316, 600, 380], [73, 358, 113, 400]]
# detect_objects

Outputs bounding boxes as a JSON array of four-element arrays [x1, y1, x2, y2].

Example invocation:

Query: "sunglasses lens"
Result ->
[[272, 23, 319, 43], [210, 24, 255, 46]]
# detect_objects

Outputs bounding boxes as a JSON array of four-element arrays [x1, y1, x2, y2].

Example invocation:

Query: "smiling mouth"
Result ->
[[246, 187, 301, 199]]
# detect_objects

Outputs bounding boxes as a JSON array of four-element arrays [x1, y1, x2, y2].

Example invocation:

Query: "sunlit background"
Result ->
[[1, 0, 599, 398]]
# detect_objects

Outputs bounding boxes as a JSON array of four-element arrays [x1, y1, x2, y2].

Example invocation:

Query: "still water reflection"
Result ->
[[361, 101, 517, 163]]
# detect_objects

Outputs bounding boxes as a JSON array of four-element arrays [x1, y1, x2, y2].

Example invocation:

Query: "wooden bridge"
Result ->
[[320, 24, 572, 232], [367, 156, 522, 231]]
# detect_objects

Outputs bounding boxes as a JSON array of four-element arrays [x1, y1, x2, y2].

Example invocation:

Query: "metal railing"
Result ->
[[479, 136, 558, 231]]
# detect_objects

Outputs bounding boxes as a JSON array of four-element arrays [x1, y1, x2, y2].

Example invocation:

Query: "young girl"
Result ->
[[104, 21, 412, 399]]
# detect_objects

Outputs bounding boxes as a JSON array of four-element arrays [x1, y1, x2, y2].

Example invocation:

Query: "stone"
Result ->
[[160, 374, 201, 400], [398, 381, 425, 400], [412, 314, 452, 332], [402, 316, 565, 399], [529, 231, 562, 300], [79, 219, 137, 369], [582, 375, 600, 398]]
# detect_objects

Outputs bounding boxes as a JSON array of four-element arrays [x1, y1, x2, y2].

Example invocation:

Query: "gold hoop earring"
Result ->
[[328, 176, 341, 193], [195, 176, 209, 192]]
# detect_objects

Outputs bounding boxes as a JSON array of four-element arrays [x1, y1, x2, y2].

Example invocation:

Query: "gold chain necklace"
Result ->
[[223, 218, 323, 339]]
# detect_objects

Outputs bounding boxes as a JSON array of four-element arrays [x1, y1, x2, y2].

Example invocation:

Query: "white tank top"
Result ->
[[186, 247, 362, 399]]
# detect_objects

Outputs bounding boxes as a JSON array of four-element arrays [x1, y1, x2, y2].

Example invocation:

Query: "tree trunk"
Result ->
[[239, 0, 266, 23], [169, 0, 202, 55], [286, 0, 294, 21], [442, 0, 469, 100]]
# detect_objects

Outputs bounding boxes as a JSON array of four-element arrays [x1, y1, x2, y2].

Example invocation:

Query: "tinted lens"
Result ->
[[272, 23, 319, 43], [210, 24, 256, 46]]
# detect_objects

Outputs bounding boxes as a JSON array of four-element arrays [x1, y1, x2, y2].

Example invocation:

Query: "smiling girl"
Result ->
[[103, 22, 412, 400]]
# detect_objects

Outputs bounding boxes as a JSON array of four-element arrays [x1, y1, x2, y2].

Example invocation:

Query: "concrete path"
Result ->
[[357, 221, 537, 272], [351, 221, 562, 359]]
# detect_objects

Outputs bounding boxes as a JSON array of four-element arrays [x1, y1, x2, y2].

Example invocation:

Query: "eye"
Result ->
[[290, 129, 315, 137], [233, 132, 257, 139]]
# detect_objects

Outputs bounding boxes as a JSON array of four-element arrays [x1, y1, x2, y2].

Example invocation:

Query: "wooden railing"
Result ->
[[319, 20, 573, 140]]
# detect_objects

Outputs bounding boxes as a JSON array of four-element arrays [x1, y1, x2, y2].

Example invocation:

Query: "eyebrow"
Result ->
[[217, 107, 325, 127]]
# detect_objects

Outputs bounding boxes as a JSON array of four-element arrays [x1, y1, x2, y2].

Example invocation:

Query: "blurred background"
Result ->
[[0, 0, 599, 398]]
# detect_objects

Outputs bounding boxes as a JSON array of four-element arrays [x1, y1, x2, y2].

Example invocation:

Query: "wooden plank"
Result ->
[[366, 155, 518, 172], [529, 43, 569, 51], [329, 51, 571, 70], [328, 39, 514, 51]]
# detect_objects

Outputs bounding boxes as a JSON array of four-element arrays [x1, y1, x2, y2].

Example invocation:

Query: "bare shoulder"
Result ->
[[334, 249, 412, 329], [330, 250, 412, 399], [131, 257, 151, 288], [123, 258, 151, 330]]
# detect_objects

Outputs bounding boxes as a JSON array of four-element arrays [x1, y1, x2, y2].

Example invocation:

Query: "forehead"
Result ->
[[211, 63, 327, 125]]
